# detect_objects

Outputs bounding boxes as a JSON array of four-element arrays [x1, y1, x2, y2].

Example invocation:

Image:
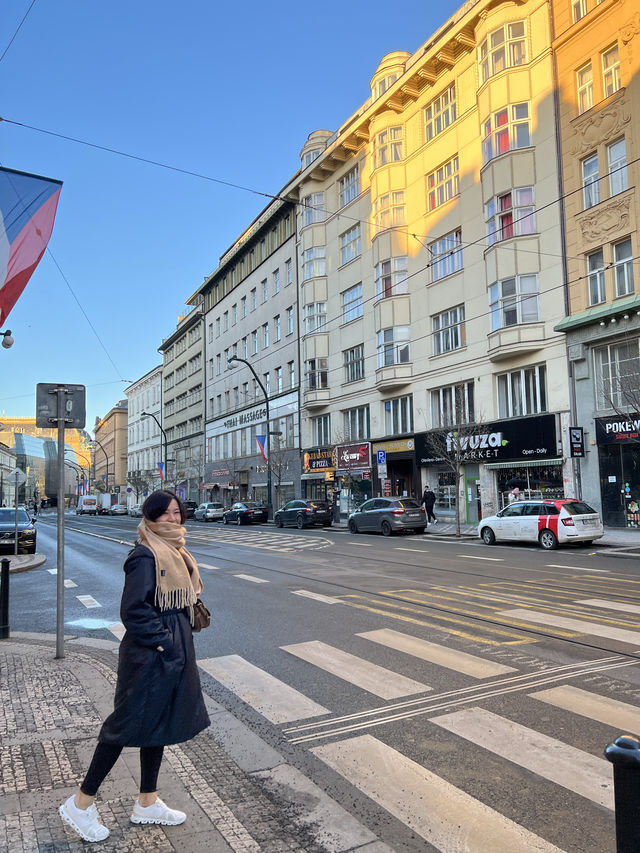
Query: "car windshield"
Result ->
[[0, 509, 29, 523], [208, 503, 223, 509], [243, 502, 261, 508], [398, 499, 420, 508], [562, 501, 598, 515], [310, 501, 329, 509]]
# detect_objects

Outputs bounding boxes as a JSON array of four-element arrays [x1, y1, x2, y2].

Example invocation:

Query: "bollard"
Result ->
[[605, 735, 640, 853], [0, 557, 9, 639]]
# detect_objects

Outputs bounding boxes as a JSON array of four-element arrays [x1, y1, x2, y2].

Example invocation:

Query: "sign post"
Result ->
[[7, 467, 26, 555], [36, 383, 85, 659]]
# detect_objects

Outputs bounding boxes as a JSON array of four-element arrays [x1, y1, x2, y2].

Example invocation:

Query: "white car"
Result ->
[[194, 502, 225, 522], [478, 499, 604, 550]]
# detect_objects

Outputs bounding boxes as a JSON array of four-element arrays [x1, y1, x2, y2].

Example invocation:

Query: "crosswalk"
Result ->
[[198, 617, 639, 852], [185, 527, 332, 552]]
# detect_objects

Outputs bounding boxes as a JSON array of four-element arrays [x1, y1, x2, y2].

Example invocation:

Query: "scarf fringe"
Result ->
[[155, 586, 197, 612]]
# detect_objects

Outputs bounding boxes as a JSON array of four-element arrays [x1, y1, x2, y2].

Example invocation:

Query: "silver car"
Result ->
[[348, 498, 427, 536], [194, 502, 225, 522]]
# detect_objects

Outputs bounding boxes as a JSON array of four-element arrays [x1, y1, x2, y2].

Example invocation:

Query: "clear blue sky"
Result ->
[[1, 0, 461, 431]]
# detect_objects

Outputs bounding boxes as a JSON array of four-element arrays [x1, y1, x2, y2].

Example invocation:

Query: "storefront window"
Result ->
[[495, 464, 563, 507], [437, 472, 456, 510]]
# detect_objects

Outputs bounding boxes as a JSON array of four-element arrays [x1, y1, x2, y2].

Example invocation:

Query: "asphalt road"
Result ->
[[11, 512, 640, 852]]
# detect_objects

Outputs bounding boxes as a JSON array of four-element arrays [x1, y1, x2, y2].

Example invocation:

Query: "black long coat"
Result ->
[[98, 544, 210, 747]]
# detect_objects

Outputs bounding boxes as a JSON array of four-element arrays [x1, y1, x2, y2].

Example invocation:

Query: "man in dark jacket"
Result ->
[[421, 486, 437, 524]]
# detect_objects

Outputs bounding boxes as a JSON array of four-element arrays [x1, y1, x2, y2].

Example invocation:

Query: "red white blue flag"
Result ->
[[157, 462, 165, 481], [0, 166, 62, 325], [256, 435, 268, 463]]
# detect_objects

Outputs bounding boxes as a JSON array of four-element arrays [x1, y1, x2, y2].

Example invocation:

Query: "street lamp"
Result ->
[[227, 355, 272, 518], [92, 438, 109, 491], [141, 411, 168, 487], [0, 330, 14, 349]]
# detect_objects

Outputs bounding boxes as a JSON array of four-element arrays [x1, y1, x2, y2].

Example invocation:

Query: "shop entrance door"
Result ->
[[599, 443, 640, 527], [465, 477, 481, 524]]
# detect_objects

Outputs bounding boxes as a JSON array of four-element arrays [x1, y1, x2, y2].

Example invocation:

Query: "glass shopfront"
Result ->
[[596, 415, 640, 528]]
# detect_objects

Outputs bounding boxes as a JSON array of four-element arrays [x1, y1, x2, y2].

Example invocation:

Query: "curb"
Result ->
[[4, 553, 47, 573]]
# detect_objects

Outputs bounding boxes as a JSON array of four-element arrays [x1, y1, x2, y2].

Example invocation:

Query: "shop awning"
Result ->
[[484, 458, 563, 470]]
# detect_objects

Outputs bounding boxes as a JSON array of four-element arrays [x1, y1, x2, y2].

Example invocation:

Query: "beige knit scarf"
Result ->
[[137, 519, 203, 617]]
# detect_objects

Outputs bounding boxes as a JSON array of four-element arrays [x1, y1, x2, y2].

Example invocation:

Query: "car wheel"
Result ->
[[481, 527, 496, 545], [539, 529, 558, 550], [236, 516, 242, 526], [296, 515, 305, 529], [223, 516, 228, 525], [275, 516, 283, 528], [348, 519, 358, 534], [381, 520, 392, 537]]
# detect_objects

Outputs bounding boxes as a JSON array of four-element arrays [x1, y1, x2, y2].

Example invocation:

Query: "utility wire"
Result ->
[[0, 0, 38, 65]]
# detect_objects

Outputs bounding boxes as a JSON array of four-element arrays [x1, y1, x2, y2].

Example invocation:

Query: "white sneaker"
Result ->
[[59, 795, 110, 842], [130, 797, 186, 825]]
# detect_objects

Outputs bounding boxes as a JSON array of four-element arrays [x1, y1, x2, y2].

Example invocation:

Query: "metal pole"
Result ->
[[0, 557, 9, 639], [605, 735, 640, 852], [56, 388, 66, 659], [13, 472, 18, 555]]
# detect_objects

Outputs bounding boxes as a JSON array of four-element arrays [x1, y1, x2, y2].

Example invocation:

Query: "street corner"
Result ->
[[4, 552, 47, 573]]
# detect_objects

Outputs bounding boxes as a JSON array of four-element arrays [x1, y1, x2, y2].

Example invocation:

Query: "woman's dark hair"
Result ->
[[141, 490, 186, 523]]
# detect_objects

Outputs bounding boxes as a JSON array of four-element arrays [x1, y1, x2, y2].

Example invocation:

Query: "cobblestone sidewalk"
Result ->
[[0, 638, 384, 853]]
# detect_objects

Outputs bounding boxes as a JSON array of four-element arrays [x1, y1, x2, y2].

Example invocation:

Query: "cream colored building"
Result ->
[[552, 0, 640, 527], [124, 364, 163, 506], [94, 400, 129, 500], [281, 0, 571, 521], [158, 305, 206, 503]]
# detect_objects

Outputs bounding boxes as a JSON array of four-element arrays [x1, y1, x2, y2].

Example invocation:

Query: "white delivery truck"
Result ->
[[76, 495, 98, 515], [97, 494, 113, 514]]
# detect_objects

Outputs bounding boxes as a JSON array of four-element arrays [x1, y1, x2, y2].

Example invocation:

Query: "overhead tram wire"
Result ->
[[0, 0, 38, 66], [2, 116, 637, 268]]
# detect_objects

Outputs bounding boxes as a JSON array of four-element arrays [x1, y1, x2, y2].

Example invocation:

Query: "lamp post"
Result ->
[[92, 438, 109, 492], [228, 356, 272, 518], [141, 411, 168, 488], [64, 462, 80, 504], [0, 330, 14, 349]]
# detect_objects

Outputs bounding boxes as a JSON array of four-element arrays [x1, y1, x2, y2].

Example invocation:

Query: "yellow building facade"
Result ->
[[553, 0, 640, 526]]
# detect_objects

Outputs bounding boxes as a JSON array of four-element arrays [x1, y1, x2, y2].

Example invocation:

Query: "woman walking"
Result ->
[[60, 490, 210, 842]]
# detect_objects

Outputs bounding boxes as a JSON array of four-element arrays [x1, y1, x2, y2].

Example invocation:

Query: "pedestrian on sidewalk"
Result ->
[[421, 486, 437, 525], [60, 489, 210, 842]]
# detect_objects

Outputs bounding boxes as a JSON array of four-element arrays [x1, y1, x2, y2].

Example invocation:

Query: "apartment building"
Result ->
[[158, 307, 206, 503], [190, 199, 300, 509], [278, 0, 571, 522], [94, 400, 128, 499], [552, 0, 640, 527], [124, 364, 163, 506]]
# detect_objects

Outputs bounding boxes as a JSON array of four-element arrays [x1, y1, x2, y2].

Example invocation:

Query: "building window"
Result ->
[[376, 73, 398, 98], [339, 166, 359, 207], [582, 154, 600, 208], [427, 157, 459, 210], [375, 126, 403, 168], [304, 302, 327, 333], [263, 323, 269, 348], [572, 0, 587, 22], [614, 237, 634, 297], [223, 311, 229, 331], [608, 138, 628, 196], [216, 354, 222, 375], [313, 414, 331, 446], [343, 405, 370, 440], [262, 279, 268, 303], [588, 249, 605, 305], [340, 224, 361, 266], [342, 283, 363, 323], [303, 149, 321, 168], [489, 275, 540, 330], [432, 306, 465, 355], [602, 44, 620, 98], [287, 306, 294, 335], [374, 191, 405, 230], [377, 326, 411, 367], [273, 269, 280, 294], [274, 315, 281, 341], [486, 188, 535, 244], [275, 366, 283, 394], [594, 340, 640, 410], [250, 288, 257, 311], [479, 22, 526, 83], [288, 361, 296, 388], [375, 257, 408, 298], [240, 296, 247, 318], [286, 258, 293, 285], [242, 336, 248, 358], [577, 63, 593, 114], [431, 382, 474, 427], [430, 231, 463, 281], [344, 344, 364, 383], [306, 358, 328, 391], [482, 104, 530, 163], [425, 84, 456, 141], [251, 330, 258, 355], [263, 372, 270, 396], [497, 364, 547, 417], [302, 192, 325, 226], [384, 395, 413, 435], [302, 246, 326, 280], [215, 317, 221, 337]]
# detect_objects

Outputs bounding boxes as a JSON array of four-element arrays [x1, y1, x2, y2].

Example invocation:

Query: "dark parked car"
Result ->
[[183, 500, 198, 519], [0, 508, 37, 554], [223, 501, 268, 525], [274, 499, 332, 529], [348, 498, 426, 536]]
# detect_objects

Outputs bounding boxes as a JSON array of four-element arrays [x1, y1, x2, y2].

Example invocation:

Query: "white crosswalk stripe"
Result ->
[[186, 529, 331, 551], [577, 598, 640, 615], [312, 734, 565, 853], [499, 607, 640, 646], [531, 684, 640, 732]]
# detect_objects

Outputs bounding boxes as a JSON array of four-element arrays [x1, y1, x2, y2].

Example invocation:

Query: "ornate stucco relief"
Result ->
[[570, 96, 631, 157], [579, 196, 631, 243]]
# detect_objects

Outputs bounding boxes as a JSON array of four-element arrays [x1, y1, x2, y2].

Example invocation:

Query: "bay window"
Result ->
[[431, 382, 474, 427], [375, 256, 408, 298], [377, 326, 411, 367], [489, 275, 540, 330], [486, 188, 535, 244], [497, 364, 547, 417], [482, 104, 530, 164], [384, 395, 413, 435]]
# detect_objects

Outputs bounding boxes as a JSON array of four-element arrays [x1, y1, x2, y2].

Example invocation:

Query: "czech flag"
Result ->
[[0, 166, 62, 325], [256, 435, 268, 463], [157, 462, 165, 481]]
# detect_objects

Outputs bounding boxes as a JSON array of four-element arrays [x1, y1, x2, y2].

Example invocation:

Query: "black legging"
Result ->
[[80, 743, 164, 797]]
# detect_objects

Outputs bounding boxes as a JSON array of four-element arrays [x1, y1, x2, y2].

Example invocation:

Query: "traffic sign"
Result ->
[[378, 463, 388, 479], [377, 450, 386, 465], [36, 383, 86, 428], [8, 467, 26, 485]]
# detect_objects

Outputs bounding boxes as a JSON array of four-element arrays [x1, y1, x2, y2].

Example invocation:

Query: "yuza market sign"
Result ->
[[415, 414, 558, 464]]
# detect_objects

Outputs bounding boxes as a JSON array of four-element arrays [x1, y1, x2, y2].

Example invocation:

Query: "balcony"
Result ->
[[375, 363, 413, 390], [487, 323, 545, 362], [303, 388, 331, 409]]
